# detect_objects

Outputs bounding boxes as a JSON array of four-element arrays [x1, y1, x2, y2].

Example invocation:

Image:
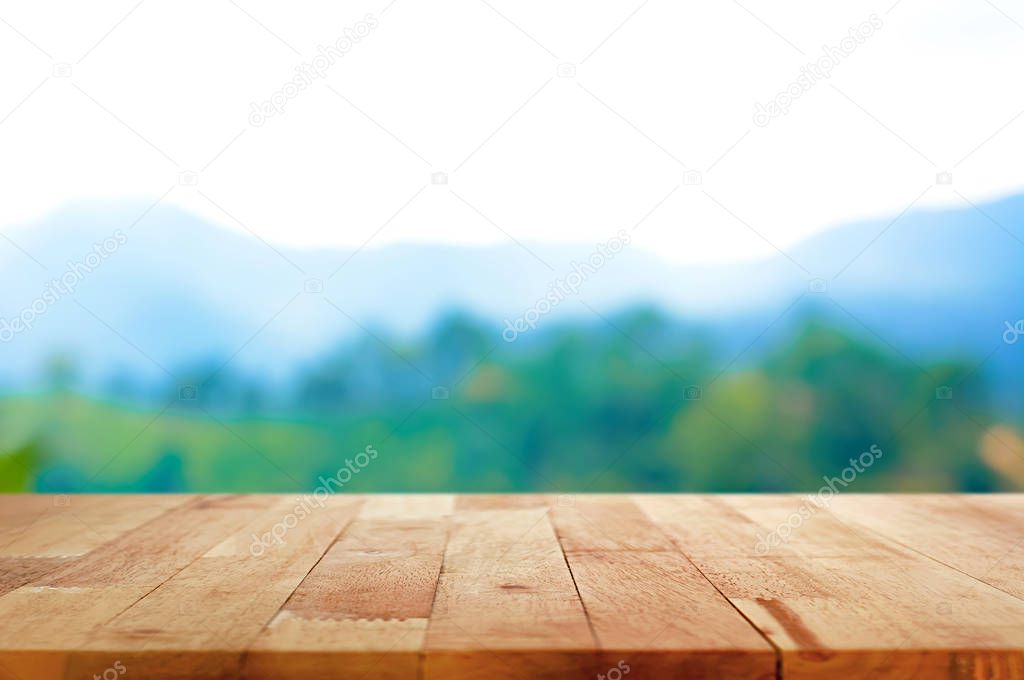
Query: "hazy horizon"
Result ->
[[3, 0, 1024, 263], [5, 182, 1024, 266]]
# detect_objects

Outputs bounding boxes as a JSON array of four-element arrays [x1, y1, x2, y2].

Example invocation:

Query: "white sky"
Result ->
[[1, 0, 1022, 263]]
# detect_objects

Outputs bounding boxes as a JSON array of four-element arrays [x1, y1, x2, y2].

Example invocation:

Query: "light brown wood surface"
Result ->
[[0, 494, 1020, 679]]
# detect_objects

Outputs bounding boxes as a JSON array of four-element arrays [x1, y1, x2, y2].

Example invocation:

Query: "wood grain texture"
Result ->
[[828, 494, 1024, 601], [0, 494, 1020, 679], [424, 501, 596, 679], [67, 495, 361, 680], [552, 496, 776, 679], [636, 494, 1024, 680], [0, 494, 191, 558], [246, 497, 451, 680], [0, 494, 273, 680]]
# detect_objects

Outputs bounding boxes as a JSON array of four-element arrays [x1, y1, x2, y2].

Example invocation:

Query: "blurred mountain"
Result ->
[[0, 193, 1021, 396]]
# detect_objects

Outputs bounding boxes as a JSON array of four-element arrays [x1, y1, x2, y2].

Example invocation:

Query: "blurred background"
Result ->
[[1, 0, 1022, 492], [1, 195, 1022, 493]]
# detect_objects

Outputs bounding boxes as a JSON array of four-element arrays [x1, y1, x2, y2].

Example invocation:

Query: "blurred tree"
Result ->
[[1, 313, 1016, 492], [0, 439, 41, 491]]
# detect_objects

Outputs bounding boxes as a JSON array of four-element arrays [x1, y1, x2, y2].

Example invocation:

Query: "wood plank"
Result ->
[[424, 506, 596, 679], [46, 494, 277, 588], [247, 617, 427, 680], [1, 494, 1022, 678], [64, 495, 362, 680], [638, 494, 1024, 680], [568, 552, 777, 679], [0, 494, 282, 680], [828, 494, 1024, 601], [246, 501, 450, 680], [551, 494, 676, 552], [359, 493, 454, 519], [455, 494, 549, 511], [275, 517, 447, 620], [0, 557, 68, 598], [0, 494, 192, 557], [553, 497, 776, 679], [0, 494, 65, 539], [0, 495, 192, 598]]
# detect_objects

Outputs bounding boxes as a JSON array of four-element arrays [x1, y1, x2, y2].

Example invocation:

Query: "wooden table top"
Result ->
[[0, 494, 1021, 679]]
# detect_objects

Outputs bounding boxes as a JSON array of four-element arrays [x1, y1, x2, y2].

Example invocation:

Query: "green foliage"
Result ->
[[0, 440, 41, 492], [0, 313, 1015, 492]]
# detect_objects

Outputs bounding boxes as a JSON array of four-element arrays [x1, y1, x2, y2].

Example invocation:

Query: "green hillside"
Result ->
[[0, 315, 1017, 493]]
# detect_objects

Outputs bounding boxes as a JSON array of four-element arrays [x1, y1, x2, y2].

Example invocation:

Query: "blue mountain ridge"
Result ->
[[0, 193, 1021, 397]]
